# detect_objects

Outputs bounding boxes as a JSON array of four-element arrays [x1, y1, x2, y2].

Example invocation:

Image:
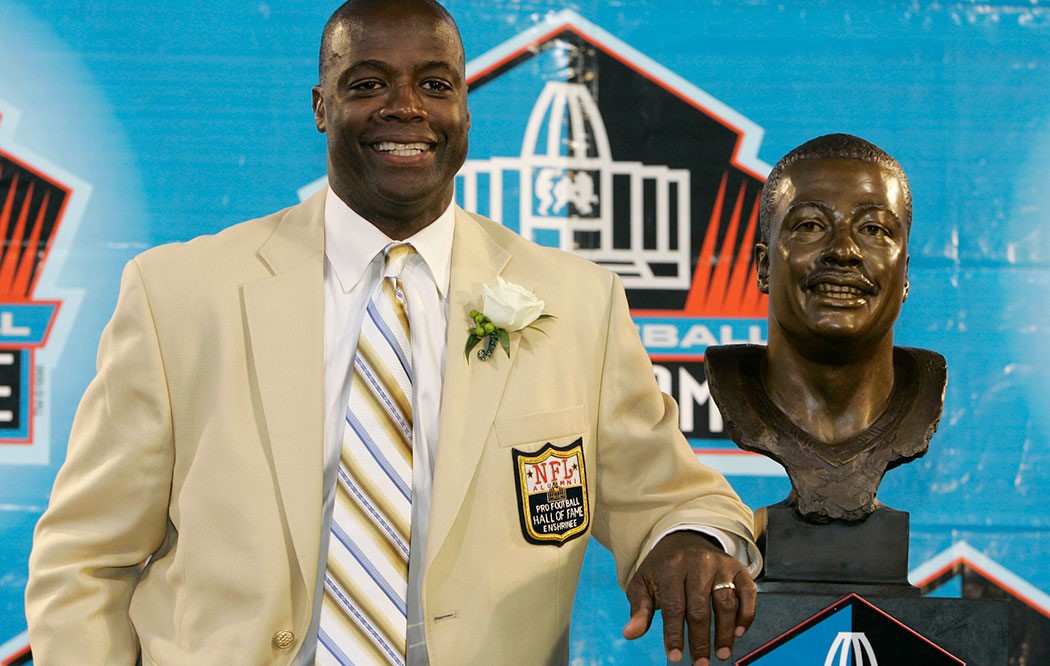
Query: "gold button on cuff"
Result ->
[[272, 630, 295, 650]]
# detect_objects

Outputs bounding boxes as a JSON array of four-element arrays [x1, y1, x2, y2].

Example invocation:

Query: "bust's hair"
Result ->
[[319, 0, 462, 81], [758, 133, 912, 241]]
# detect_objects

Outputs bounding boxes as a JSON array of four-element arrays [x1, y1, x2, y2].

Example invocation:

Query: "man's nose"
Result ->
[[821, 225, 862, 265], [379, 84, 427, 122]]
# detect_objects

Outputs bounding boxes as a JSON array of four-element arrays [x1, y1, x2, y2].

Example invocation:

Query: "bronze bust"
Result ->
[[706, 134, 946, 524]]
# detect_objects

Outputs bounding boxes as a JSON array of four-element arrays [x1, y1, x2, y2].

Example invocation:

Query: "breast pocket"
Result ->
[[495, 404, 590, 547], [494, 404, 587, 450]]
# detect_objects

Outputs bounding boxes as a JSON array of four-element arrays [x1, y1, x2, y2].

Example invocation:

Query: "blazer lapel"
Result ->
[[426, 209, 514, 569], [242, 189, 326, 594]]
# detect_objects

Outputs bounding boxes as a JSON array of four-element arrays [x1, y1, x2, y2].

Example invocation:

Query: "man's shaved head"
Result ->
[[319, 0, 463, 82]]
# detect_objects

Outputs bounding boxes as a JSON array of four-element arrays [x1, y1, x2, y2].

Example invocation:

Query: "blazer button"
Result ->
[[272, 630, 296, 650]]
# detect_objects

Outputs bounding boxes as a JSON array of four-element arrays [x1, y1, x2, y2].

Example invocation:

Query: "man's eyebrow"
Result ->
[[418, 60, 458, 72], [344, 58, 392, 75]]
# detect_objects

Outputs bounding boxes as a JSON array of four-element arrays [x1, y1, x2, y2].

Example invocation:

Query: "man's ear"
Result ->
[[755, 243, 770, 294], [312, 86, 326, 133]]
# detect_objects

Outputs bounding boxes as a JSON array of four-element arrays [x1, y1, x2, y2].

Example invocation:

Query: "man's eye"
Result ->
[[793, 220, 823, 233], [421, 80, 452, 93], [350, 80, 382, 92]]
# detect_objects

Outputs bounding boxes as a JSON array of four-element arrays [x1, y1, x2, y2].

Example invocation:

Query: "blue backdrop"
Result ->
[[1, 1, 1048, 662]]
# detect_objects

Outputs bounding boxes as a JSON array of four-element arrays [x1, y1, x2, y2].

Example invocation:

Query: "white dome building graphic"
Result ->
[[457, 81, 692, 291]]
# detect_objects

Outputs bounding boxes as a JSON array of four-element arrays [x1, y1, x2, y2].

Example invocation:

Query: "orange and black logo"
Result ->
[[458, 12, 772, 453], [0, 127, 68, 443]]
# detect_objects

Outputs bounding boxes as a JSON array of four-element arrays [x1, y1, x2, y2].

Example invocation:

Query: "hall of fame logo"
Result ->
[[458, 11, 781, 475], [512, 439, 590, 546], [0, 99, 88, 465]]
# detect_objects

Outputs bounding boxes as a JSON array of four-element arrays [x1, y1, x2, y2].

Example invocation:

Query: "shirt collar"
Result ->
[[323, 187, 454, 298]]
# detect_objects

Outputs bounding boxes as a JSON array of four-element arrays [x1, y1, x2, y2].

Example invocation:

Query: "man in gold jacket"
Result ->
[[26, 1, 760, 664]]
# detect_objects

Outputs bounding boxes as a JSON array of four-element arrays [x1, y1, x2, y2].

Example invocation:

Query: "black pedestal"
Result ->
[[756, 503, 919, 596]]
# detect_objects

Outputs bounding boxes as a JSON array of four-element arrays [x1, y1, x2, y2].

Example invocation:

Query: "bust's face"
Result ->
[[757, 158, 909, 350]]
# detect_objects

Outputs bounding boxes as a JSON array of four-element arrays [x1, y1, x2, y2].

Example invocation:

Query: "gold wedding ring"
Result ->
[[712, 581, 736, 592]]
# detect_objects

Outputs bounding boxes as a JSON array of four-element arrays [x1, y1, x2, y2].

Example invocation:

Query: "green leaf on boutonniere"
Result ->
[[465, 331, 482, 360], [497, 328, 511, 357]]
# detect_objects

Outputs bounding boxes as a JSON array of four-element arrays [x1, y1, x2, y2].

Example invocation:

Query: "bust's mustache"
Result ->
[[802, 269, 876, 295]]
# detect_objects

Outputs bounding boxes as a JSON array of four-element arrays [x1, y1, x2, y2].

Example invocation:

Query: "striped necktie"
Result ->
[[318, 243, 416, 666]]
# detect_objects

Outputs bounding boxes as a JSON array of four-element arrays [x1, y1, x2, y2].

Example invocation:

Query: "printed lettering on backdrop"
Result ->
[[0, 98, 87, 466]]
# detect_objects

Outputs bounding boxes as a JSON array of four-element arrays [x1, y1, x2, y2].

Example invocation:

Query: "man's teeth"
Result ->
[[813, 283, 866, 298], [375, 142, 429, 156]]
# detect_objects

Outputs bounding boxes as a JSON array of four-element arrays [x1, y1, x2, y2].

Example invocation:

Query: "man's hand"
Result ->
[[622, 531, 756, 665]]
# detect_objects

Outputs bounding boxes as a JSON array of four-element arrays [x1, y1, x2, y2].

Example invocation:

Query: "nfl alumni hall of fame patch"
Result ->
[[513, 439, 590, 545]]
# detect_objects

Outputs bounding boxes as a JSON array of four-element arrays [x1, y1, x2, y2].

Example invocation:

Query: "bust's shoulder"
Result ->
[[892, 347, 948, 453], [703, 345, 774, 453], [705, 344, 766, 378], [894, 346, 948, 394]]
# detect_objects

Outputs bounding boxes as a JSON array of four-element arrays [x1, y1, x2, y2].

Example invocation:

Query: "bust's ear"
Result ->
[[755, 243, 770, 294], [902, 255, 910, 303]]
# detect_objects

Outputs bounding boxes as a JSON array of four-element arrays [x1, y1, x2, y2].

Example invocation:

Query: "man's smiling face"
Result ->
[[757, 158, 910, 351], [312, 1, 470, 234]]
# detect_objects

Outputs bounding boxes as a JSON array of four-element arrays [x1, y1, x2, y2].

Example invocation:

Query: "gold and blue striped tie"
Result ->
[[318, 243, 415, 666]]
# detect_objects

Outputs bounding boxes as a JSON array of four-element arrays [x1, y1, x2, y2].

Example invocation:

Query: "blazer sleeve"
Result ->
[[26, 259, 175, 665], [588, 274, 760, 588]]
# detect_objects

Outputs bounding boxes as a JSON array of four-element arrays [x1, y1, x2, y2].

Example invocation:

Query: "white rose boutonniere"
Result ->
[[466, 276, 555, 361]]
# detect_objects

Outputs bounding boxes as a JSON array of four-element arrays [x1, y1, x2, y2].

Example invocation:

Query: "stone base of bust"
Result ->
[[755, 502, 919, 597], [727, 592, 1008, 665]]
